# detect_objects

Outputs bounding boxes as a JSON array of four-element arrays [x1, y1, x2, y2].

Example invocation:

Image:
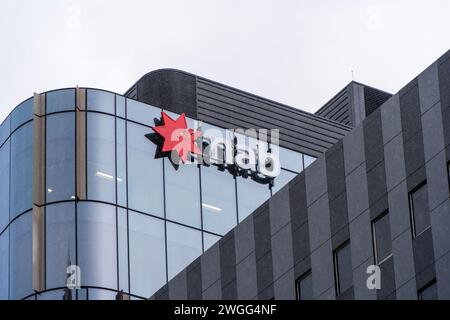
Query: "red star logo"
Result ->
[[152, 112, 202, 163]]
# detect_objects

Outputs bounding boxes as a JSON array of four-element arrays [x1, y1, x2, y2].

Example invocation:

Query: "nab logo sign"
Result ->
[[147, 111, 281, 182]]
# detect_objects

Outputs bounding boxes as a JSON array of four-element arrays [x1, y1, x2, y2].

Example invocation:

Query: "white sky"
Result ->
[[1, 0, 450, 123]]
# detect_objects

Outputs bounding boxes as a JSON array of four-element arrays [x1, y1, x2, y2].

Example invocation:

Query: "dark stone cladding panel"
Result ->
[[219, 231, 237, 299], [325, 140, 350, 250], [187, 258, 203, 300], [438, 52, 450, 153]]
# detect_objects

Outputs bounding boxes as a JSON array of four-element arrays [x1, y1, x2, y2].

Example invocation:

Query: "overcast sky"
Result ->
[[1, 0, 450, 123]]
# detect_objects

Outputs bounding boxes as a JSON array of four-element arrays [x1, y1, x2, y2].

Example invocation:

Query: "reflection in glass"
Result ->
[[77, 202, 117, 290], [87, 113, 116, 203], [303, 154, 316, 168], [88, 289, 117, 300], [203, 232, 221, 251], [9, 212, 32, 300], [46, 203, 76, 289], [127, 99, 161, 126], [10, 123, 33, 219], [271, 169, 297, 194], [129, 211, 166, 298], [11, 97, 33, 131], [46, 89, 76, 113], [87, 89, 115, 114], [127, 122, 164, 217], [0, 142, 10, 232], [165, 160, 201, 228], [236, 175, 271, 222], [118, 208, 129, 292], [0, 230, 8, 299], [201, 165, 237, 235], [46, 113, 75, 202], [279, 148, 303, 173], [167, 222, 202, 280]]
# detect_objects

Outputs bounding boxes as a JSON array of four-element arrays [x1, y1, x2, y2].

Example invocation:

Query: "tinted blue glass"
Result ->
[[272, 169, 297, 194], [88, 289, 117, 300], [46, 89, 76, 113], [118, 208, 129, 292], [116, 119, 127, 207], [46, 203, 76, 289], [127, 122, 164, 217], [201, 165, 237, 235], [236, 175, 271, 222], [77, 202, 117, 290], [304, 154, 316, 168], [279, 147, 303, 172], [0, 116, 10, 147], [0, 141, 9, 232], [116, 95, 126, 118], [46, 113, 75, 202], [87, 89, 115, 114], [11, 97, 33, 131], [10, 212, 32, 299], [203, 232, 220, 251], [0, 229, 8, 299], [129, 211, 166, 297], [87, 113, 116, 203], [36, 290, 66, 300], [167, 223, 202, 280], [127, 99, 161, 126], [10, 123, 33, 219], [165, 159, 201, 228]]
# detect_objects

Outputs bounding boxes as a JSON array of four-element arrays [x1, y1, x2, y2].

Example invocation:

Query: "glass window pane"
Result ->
[[201, 165, 237, 235], [10, 122, 33, 219], [272, 169, 297, 194], [87, 113, 116, 203], [46, 113, 75, 202], [167, 223, 202, 280], [116, 95, 126, 118], [77, 202, 117, 290], [118, 208, 129, 292], [203, 232, 220, 251], [11, 97, 33, 131], [87, 89, 115, 114], [372, 212, 392, 263], [127, 99, 161, 126], [88, 288, 117, 300], [165, 159, 201, 228], [10, 212, 32, 299], [410, 183, 430, 236], [236, 175, 271, 222], [129, 211, 166, 298], [127, 122, 164, 217], [0, 141, 10, 232], [303, 154, 316, 169], [279, 148, 303, 173], [46, 203, 76, 289], [116, 119, 127, 207], [0, 230, 9, 299], [36, 289, 67, 300], [296, 271, 313, 300], [0, 116, 10, 147], [46, 89, 76, 113], [335, 242, 352, 294]]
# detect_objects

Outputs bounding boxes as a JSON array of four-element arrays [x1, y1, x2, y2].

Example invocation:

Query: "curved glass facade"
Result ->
[[0, 88, 315, 300]]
